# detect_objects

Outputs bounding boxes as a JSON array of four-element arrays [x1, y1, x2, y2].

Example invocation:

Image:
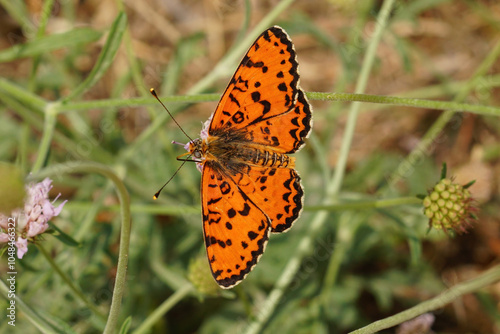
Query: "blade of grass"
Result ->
[[31, 102, 57, 173], [0, 77, 47, 112], [385, 38, 500, 188], [28, 0, 56, 91], [0, 0, 29, 34], [350, 264, 500, 334], [62, 12, 128, 102], [0, 28, 102, 63]]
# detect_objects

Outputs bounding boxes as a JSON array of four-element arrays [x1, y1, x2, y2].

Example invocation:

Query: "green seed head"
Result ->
[[188, 256, 221, 296], [423, 177, 477, 233]]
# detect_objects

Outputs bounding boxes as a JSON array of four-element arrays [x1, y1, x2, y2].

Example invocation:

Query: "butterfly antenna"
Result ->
[[153, 158, 190, 200], [150, 88, 194, 142]]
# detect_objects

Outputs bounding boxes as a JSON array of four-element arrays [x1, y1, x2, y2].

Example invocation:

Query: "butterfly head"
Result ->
[[173, 138, 206, 171], [189, 138, 207, 172], [187, 138, 204, 161]]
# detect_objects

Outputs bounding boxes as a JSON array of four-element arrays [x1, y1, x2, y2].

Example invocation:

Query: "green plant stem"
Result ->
[[307, 92, 500, 116], [386, 38, 500, 187], [243, 1, 397, 333], [0, 77, 46, 112], [28, 0, 55, 91], [73, 182, 115, 241], [51, 91, 500, 116], [329, 0, 395, 197], [30, 161, 131, 334], [306, 196, 421, 212], [37, 244, 107, 322], [31, 103, 58, 173], [322, 212, 362, 291], [0, 279, 58, 333], [54, 93, 219, 112], [131, 284, 193, 334], [320, 0, 397, 313], [62, 196, 420, 215], [62, 12, 127, 103], [350, 264, 500, 334], [0, 0, 28, 29]]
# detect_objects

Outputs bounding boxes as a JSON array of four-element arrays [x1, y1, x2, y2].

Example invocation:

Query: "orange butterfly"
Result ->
[[177, 26, 312, 288]]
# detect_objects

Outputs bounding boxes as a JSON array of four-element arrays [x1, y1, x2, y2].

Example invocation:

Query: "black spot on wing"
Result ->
[[238, 203, 251, 216], [278, 82, 287, 92], [227, 208, 236, 218], [251, 91, 261, 102]]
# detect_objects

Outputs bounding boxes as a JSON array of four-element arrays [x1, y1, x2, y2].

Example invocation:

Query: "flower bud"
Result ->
[[423, 175, 477, 233], [188, 256, 221, 296]]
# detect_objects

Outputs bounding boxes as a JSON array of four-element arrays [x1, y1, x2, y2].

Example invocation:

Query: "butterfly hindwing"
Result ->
[[201, 162, 271, 288], [232, 165, 304, 233]]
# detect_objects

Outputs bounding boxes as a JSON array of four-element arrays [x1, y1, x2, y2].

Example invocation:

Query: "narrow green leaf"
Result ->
[[463, 179, 476, 189], [119, 316, 132, 334], [440, 162, 447, 180], [47, 222, 81, 247], [0, 0, 29, 30], [0, 77, 47, 112], [63, 11, 128, 102], [0, 28, 102, 63]]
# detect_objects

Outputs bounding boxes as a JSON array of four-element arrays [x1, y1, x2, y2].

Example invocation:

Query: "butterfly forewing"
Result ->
[[232, 165, 304, 233], [245, 89, 312, 153], [208, 27, 301, 135]]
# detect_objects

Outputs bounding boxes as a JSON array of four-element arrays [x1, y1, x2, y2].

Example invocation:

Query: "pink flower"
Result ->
[[0, 233, 9, 243], [0, 178, 67, 258], [16, 237, 28, 259], [0, 214, 9, 230]]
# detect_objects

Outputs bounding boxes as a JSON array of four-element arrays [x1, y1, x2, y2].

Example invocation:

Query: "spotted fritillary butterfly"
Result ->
[[177, 26, 312, 288]]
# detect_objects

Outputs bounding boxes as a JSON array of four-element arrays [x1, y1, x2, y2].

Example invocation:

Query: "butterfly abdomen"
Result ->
[[209, 141, 293, 167], [206, 130, 296, 170], [247, 147, 294, 168]]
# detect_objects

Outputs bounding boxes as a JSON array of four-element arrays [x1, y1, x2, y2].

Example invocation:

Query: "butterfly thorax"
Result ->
[[188, 129, 295, 174]]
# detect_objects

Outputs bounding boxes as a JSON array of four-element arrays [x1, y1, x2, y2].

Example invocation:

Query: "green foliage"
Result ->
[[0, 0, 499, 334]]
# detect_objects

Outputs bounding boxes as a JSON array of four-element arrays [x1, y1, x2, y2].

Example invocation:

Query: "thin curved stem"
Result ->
[[30, 161, 131, 334], [350, 264, 500, 334]]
